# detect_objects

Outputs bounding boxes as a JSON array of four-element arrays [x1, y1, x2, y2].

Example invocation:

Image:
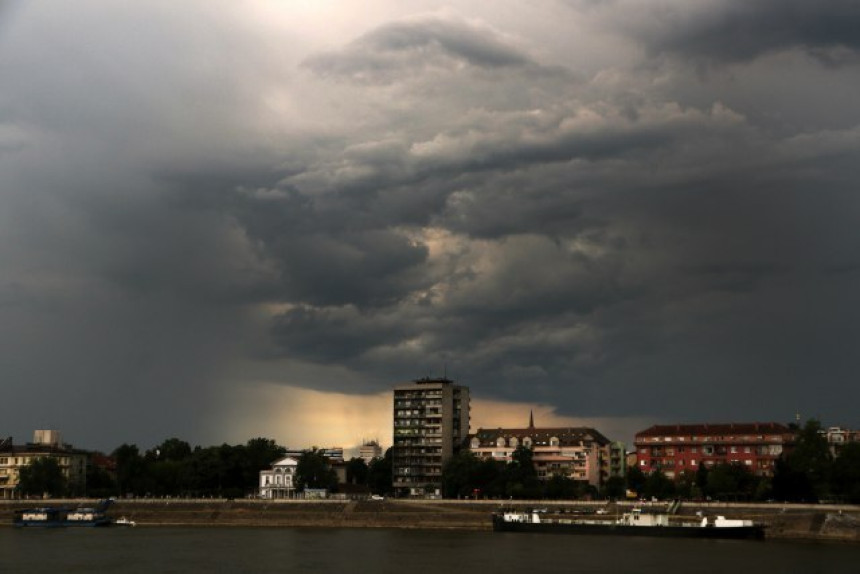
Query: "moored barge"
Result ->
[[13, 499, 113, 527], [492, 507, 765, 540]]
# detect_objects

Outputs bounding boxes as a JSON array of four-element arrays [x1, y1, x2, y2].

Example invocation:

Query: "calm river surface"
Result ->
[[2, 527, 859, 574]]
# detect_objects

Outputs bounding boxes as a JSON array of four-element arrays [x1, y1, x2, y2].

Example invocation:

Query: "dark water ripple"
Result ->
[[2, 527, 859, 574]]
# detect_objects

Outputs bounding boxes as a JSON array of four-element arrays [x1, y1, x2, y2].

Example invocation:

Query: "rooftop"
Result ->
[[635, 422, 793, 438]]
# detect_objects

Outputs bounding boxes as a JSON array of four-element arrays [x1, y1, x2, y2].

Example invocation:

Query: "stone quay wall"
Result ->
[[2, 499, 858, 542]]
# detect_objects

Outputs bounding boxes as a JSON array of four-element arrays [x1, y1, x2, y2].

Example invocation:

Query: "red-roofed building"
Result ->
[[634, 422, 796, 480], [469, 412, 618, 487]]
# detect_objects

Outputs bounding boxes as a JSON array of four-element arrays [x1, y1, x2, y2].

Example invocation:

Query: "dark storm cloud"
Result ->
[[624, 0, 860, 64], [3, 2, 860, 450], [235, 12, 860, 427]]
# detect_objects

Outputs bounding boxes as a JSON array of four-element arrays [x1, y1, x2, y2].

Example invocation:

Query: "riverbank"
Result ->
[[2, 499, 859, 542]]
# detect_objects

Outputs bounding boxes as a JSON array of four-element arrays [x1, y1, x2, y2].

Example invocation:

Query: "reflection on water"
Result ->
[[1, 527, 858, 574]]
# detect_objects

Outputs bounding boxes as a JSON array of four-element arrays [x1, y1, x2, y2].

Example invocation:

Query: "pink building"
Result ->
[[469, 413, 611, 487]]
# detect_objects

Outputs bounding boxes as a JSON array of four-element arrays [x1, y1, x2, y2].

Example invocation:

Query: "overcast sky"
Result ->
[[2, 1, 859, 453]]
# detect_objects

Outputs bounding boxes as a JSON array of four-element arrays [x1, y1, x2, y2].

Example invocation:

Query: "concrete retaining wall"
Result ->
[[2, 499, 858, 541]]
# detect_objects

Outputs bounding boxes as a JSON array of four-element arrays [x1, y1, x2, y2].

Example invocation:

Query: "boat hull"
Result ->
[[14, 516, 112, 527], [13, 500, 113, 527], [492, 515, 765, 540]]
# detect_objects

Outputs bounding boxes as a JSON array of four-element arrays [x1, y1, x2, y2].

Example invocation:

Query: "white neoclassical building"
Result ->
[[259, 456, 299, 499]]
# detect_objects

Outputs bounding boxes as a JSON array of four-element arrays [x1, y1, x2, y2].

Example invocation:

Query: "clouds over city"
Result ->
[[2, 1, 859, 450]]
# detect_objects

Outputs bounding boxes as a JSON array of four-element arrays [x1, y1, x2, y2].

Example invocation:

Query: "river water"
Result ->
[[2, 527, 858, 573]]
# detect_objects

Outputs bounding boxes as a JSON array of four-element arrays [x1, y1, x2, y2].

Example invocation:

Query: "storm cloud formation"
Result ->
[[2, 1, 859, 449]]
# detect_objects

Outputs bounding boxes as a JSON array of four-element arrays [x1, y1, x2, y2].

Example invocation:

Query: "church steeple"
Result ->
[[528, 409, 535, 430]]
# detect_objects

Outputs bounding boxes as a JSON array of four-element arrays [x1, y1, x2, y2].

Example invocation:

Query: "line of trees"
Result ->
[[17, 457, 67, 497], [342, 448, 393, 495], [17, 419, 860, 502], [291, 446, 391, 495], [16, 437, 395, 499], [108, 440, 394, 499], [109, 437, 288, 499]]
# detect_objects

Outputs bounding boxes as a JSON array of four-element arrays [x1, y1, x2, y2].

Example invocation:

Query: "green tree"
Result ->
[[604, 476, 626, 499], [773, 418, 832, 502], [186, 445, 225, 496], [771, 456, 815, 502], [155, 438, 193, 462], [85, 460, 117, 498], [295, 449, 337, 492], [442, 451, 481, 498], [787, 419, 832, 500], [641, 470, 675, 500], [674, 472, 694, 499], [345, 457, 369, 485], [18, 457, 66, 497], [474, 458, 505, 498], [626, 464, 646, 496], [545, 474, 577, 499], [504, 446, 541, 499], [367, 448, 393, 495], [831, 442, 860, 503], [705, 463, 758, 500], [508, 446, 537, 480], [244, 438, 286, 478], [113, 443, 147, 496], [695, 462, 709, 490]]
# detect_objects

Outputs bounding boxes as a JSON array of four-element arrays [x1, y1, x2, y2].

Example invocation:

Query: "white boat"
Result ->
[[114, 516, 136, 527]]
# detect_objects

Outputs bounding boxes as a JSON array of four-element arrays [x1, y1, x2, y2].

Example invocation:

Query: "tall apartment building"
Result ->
[[608, 440, 627, 480], [282, 447, 344, 463], [634, 422, 795, 480], [392, 377, 470, 497], [358, 440, 383, 464]]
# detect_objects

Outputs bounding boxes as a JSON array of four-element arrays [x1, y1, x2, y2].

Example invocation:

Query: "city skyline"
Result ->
[[2, 1, 860, 452]]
